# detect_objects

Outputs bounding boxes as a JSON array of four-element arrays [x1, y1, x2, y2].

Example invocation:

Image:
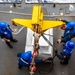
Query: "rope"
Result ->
[[42, 34, 58, 60], [30, 24, 41, 75], [42, 34, 58, 59], [38, 61, 54, 74], [44, 33, 53, 37], [42, 35, 57, 50], [12, 27, 24, 34]]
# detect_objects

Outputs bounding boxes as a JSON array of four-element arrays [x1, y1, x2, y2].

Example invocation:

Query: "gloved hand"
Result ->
[[17, 53, 22, 57], [55, 50, 58, 55], [61, 35, 64, 38], [57, 39, 62, 43]]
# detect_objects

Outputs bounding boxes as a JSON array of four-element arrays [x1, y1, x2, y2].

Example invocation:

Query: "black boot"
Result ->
[[18, 65, 23, 69], [6, 42, 13, 48], [11, 39, 18, 42], [60, 60, 68, 65]]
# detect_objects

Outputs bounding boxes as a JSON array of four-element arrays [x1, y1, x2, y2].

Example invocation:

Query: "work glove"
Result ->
[[17, 53, 22, 57], [57, 39, 62, 44]]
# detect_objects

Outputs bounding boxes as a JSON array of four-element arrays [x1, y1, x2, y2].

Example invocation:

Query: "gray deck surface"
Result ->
[[0, 2, 75, 75]]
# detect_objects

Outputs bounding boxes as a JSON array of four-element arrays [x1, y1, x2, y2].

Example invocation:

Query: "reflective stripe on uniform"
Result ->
[[20, 58, 29, 64]]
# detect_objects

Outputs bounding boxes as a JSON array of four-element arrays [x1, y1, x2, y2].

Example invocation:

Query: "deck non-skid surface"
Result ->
[[0, 4, 75, 75]]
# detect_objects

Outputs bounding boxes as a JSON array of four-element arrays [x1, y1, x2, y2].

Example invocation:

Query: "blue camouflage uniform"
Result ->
[[61, 20, 69, 25], [17, 51, 50, 69], [0, 22, 17, 48], [0, 23, 12, 39], [61, 22, 75, 43], [17, 51, 32, 68], [56, 41, 75, 65]]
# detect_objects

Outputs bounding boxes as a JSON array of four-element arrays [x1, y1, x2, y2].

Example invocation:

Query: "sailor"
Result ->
[[17, 51, 32, 69], [55, 41, 75, 65], [57, 21, 75, 43], [17, 51, 52, 69], [0, 22, 17, 48]]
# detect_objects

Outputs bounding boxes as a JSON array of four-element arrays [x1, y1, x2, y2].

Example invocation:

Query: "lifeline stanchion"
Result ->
[[1, 10, 75, 17]]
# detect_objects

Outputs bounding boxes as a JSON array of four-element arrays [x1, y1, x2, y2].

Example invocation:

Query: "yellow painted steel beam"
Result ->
[[42, 20, 65, 32], [32, 5, 42, 25], [12, 19, 33, 30], [12, 5, 65, 33]]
